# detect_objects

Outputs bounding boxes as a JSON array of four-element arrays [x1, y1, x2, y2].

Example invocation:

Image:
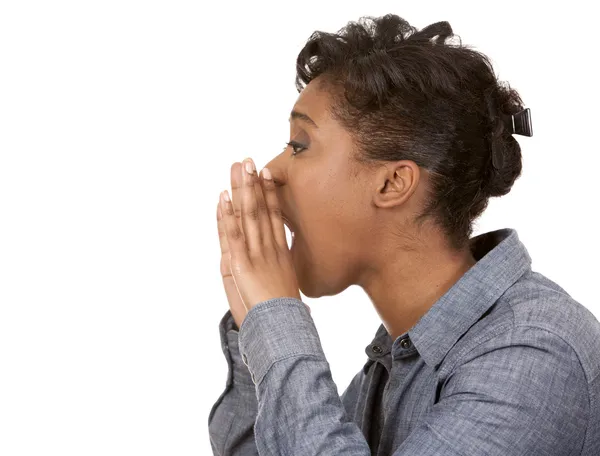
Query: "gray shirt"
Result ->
[[208, 228, 600, 455]]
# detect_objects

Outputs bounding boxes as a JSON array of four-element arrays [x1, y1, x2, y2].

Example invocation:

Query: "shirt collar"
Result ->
[[366, 228, 532, 369]]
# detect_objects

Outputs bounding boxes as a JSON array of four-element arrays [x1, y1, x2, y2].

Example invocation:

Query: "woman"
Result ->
[[209, 14, 600, 455]]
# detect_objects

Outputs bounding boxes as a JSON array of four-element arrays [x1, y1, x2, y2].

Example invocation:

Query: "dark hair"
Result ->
[[294, 14, 526, 251]]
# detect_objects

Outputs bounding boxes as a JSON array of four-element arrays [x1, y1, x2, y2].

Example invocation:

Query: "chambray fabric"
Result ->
[[208, 228, 600, 455]]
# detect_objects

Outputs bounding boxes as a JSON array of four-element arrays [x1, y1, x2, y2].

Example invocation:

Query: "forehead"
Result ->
[[292, 77, 332, 123]]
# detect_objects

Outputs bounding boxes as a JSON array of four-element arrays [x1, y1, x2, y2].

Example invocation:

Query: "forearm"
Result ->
[[239, 298, 371, 455], [208, 311, 259, 456]]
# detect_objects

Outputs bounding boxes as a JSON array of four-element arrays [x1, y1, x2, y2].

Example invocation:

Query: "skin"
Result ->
[[234, 75, 477, 341]]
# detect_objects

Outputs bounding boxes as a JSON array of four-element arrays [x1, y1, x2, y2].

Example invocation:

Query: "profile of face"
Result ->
[[263, 76, 428, 299]]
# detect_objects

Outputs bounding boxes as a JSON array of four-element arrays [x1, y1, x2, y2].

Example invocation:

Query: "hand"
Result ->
[[216, 162, 249, 330], [218, 158, 309, 328]]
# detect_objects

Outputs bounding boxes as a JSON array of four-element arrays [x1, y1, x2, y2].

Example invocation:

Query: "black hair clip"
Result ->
[[503, 108, 533, 136]]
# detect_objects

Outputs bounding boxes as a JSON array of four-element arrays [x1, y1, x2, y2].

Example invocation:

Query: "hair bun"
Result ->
[[482, 83, 525, 197]]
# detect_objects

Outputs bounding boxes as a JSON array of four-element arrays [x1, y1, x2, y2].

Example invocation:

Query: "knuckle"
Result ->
[[257, 198, 267, 212], [269, 206, 282, 218], [231, 225, 244, 241], [246, 207, 260, 221]]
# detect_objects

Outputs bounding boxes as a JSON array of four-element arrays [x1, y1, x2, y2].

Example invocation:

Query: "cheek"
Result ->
[[304, 179, 356, 235], [300, 199, 355, 256], [294, 166, 357, 243]]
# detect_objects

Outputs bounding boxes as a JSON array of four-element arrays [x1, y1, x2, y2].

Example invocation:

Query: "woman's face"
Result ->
[[263, 77, 385, 298]]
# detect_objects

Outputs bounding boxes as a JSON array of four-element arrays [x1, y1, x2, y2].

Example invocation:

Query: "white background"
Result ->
[[1, 1, 598, 454]]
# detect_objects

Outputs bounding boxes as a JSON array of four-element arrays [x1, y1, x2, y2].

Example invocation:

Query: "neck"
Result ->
[[357, 232, 477, 342]]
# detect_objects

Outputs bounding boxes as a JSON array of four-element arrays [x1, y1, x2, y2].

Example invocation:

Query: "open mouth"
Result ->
[[282, 217, 297, 249]]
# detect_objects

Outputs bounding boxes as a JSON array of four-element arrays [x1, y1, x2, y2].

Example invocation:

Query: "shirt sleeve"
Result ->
[[208, 310, 259, 456], [237, 298, 590, 456], [238, 298, 371, 454]]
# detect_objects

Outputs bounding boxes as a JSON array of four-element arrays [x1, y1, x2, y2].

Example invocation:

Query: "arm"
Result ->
[[238, 298, 371, 454], [208, 310, 259, 456], [238, 297, 589, 456]]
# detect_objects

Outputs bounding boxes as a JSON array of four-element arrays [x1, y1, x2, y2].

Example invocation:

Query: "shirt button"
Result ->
[[242, 353, 248, 365], [400, 338, 411, 349], [372, 345, 383, 354]]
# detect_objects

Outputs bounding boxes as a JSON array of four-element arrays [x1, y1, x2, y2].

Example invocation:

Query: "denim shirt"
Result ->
[[208, 228, 600, 455]]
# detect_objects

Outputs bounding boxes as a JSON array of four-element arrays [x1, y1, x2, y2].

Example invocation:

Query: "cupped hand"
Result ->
[[218, 158, 309, 329], [216, 162, 248, 330]]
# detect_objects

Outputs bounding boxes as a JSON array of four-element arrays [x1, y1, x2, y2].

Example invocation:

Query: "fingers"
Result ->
[[240, 158, 262, 256], [217, 201, 232, 273], [220, 190, 248, 265], [253, 167, 276, 249], [230, 162, 245, 236], [260, 167, 288, 250], [233, 161, 272, 248], [217, 201, 227, 252], [226, 158, 282, 259]]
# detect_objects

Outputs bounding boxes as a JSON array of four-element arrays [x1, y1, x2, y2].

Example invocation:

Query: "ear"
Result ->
[[372, 160, 420, 209]]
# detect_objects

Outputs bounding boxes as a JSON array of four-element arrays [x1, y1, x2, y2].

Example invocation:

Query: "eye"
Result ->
[[284, 140, 307, 156]]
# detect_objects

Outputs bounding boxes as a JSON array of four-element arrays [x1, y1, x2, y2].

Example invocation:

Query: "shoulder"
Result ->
[[445, 268, 600, 384], [432, 314, 592, 456], [504, 269, 600, 384]]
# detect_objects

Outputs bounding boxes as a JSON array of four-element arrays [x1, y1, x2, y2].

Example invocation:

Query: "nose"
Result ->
[[263, 149, 288, 187], [262, 151, 291, 220]]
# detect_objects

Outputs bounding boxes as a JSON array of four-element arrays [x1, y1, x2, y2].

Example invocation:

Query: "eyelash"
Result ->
[[284, 140, 307, 156]]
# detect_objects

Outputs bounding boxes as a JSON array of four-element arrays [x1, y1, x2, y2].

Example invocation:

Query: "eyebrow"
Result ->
[[289, 110, 319, 129]]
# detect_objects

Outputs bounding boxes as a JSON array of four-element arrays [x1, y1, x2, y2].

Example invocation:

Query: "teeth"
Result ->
[[282, 220, 296, 251]]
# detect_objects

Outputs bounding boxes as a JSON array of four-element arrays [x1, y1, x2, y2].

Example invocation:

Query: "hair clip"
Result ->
[[503, 108, 533, 136]]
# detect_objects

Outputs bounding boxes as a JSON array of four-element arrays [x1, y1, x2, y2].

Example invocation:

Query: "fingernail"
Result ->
[[223, 190, 230, 202], [262, 167, 272, 180], [244, 158, 255, 174]]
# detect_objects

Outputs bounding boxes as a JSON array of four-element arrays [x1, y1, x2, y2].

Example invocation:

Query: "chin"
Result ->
[[297, 270, 349, 299], [297, 273, 323, 299], [297, 276, 317, 298]]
